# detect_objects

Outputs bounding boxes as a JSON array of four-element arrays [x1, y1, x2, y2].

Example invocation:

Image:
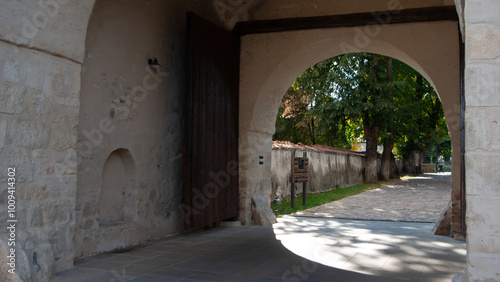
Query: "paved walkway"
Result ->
[[54, 173, 465, 281], [293, 173, 452, 223], [275, 217, 465, 281]]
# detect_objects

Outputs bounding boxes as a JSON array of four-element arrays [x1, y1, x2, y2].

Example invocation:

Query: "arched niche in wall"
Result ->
[[99, 148, 138, 225]]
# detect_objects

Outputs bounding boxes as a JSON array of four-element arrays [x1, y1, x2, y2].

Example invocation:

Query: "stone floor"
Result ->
[[275, 217, 465, 281], [54, 173, 465, 281], [293, 173, 452, 222]]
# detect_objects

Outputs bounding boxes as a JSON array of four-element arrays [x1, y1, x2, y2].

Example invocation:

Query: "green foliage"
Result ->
[[425, 140, 452, 163], [271, 183, 381, 217], [391, 60, 450, 158], [273, 58, 351, 147], [327, 53, 393, 127], [273, 52, 450, 162]]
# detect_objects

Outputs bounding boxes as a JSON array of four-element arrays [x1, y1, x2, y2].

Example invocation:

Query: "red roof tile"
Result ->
[[272, 141, 364, 156]]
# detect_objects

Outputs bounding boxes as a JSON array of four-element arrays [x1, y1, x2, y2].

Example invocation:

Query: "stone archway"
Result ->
[[238, 21, 461, 232], [3, 0, 500, 280]]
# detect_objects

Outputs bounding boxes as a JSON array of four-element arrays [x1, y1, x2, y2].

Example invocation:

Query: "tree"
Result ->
[[274, 59, 351, 148], [274, 52, 450, 181], [323, 53, 393, 183], [380, 57, 398, 180], [392, 61, 449, 173]]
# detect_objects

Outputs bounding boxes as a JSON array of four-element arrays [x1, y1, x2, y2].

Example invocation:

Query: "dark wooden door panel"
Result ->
[[184, 13, 239, 230]]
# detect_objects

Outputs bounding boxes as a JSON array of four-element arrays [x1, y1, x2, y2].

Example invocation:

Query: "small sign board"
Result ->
[[292, 157, 309, 183]]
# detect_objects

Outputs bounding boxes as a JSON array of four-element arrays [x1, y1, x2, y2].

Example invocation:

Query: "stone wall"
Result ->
[[2, 0, 500, 280], [76, 0, 192, 258], [271, 144, 364, 200], [0, 1, 94, 280], [462, 0, 500, 280], [422, 163, 437, 173], [0, 40, 81, 282], [0, 0, 209, 280]]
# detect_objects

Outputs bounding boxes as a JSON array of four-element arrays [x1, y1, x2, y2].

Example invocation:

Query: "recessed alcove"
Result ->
[[99, 148, 138, 225]]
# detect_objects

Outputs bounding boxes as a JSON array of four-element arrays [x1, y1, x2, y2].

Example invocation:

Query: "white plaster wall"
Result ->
[[76, 0, 200, 257], [271, 149, 364, 200], [239, 21, 461, 226], [0, 0, 210, 277], [463, 0, 500, 280]]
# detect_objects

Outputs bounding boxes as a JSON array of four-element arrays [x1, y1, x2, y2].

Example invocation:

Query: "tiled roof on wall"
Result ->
[[272, 141, 365, 156]]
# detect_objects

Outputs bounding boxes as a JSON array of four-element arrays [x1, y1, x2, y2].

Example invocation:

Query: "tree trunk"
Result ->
[[380, 139, 393, 181], [380, 57, 394, 181], [402, 157, 411, 173], [363, 118, 379, 184], [310, 115, 316, 145], [363, 54, 381, 184], [416, 74, 424, 101], [406, 150, 425, 175], [390, 153, 400, 178], [417, 149, 425, 175]]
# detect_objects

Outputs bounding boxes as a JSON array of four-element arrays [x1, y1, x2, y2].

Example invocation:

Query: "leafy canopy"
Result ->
[[273, 52, 450, 159]]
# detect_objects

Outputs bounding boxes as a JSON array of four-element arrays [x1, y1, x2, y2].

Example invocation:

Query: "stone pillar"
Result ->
[[450, 127, 463, 238], [462, 0, 500, 280], [238, 130, 277, 225], [0, 1, 94, 279], [0, 33, 82, 282]]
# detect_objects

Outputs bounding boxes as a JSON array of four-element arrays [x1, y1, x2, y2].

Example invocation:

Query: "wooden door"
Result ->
[[183, 13, 240, 230]]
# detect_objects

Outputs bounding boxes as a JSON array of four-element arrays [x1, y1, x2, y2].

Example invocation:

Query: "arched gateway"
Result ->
[[0, 1, 498, 281], [237, 20, 461, 229]]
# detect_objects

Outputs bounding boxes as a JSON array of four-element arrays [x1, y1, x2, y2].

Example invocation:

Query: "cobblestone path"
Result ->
[[293, 172, 451, 223]]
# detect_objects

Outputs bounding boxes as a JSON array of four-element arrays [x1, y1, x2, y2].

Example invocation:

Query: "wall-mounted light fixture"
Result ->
[[148, 58, 161, 70]]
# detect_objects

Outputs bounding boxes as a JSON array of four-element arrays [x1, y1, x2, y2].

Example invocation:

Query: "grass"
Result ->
[[271, 178, 403, 217]]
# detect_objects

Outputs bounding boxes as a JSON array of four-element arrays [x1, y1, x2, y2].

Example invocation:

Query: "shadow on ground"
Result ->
[[55, 173, 465, 281]]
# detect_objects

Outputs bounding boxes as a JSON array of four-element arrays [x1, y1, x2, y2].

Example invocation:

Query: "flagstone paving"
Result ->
[[293, 172, 452, 223], [54, 172, 465, 281]]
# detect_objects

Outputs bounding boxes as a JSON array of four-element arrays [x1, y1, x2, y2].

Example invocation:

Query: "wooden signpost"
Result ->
[[291, 150, 309, 209]]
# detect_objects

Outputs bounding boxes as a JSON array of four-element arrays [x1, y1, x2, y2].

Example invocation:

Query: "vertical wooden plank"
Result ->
[[184, 13, 240, 230], [459, 28, 466, 237]]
